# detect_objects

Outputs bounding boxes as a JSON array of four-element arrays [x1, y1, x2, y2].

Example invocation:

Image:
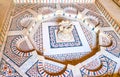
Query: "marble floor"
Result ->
[[0, 3, 120, 77]]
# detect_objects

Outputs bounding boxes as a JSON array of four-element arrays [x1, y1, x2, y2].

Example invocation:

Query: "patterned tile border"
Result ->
[[80, 55, 117, 77], [48, 25, 82, 48], [3, 35, 32, 67], [0, 3, 120, 77], [81, 24, 95, 48], [105, 31, 120, 58], [46, 52, 88, 62], [26, 60, 73, 77], [43, 60, 65, 74], [33, 24, 43, 53]]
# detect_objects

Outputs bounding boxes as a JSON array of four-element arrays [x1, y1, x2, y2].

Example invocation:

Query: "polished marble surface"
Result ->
[[0, 3, 120, 77]]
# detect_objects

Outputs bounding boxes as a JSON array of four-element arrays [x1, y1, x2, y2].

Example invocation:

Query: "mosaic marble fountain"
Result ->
[[1, 3, 120, 77], [16, 9, 112, 63]]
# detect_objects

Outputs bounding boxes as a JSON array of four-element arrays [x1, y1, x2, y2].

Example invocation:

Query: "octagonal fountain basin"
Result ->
[[18, 8, 113, 65]]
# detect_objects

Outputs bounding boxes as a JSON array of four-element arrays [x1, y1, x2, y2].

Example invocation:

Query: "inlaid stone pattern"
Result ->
[[80, 55, 117, 77], [81, 25, 95, 48], [101, 35, 111, 47], [86, 11, 110, 27], [1, 2, 120, 77], [48, 26, 82, 48], [26, 60, 73, 77], [17, 40, 31, 52], [43, 61, 65, 74], [0, 59, 22, 77], [13, 4, 35, 16], [31, 3, 56, 13], [83, 59, 101, 70], [3, 35, 32, 67], [26, 61, 41, 77], [33, 24, 43, 52], [46, 52, 88, 61], [60, 3, 85, 12], [105, 31, 120, 57], [9, 11, 33, 31], [78, 3, 101, 14]]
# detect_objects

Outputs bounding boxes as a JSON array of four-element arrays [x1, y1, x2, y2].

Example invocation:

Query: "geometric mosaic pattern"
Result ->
[[3, 35, 32, 67], [26, 61, 41, 77], [42, 21, 91, 63], [9, 11, 33, 31], [48, 26, 82, 48], [31, 3, 56, 13], [80, 55, 117, 77], [43, 61, 65, 74], [26, 60, 73, 77], [105, 31, 120, 57], [86, 11, 110, 27], [13, 4, 35, 16], [77, 3, 101, 14], [1, 3, 120, 77], [0, 59, 22, 77], [81, 25, 95, 48], [33, 24, 43, 53], [101, 35, 111, 47], [46, 52, 89, 62], [83, 59, 101, 70], [11, 37, 32, 57], [60, 3, 85, 12]]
